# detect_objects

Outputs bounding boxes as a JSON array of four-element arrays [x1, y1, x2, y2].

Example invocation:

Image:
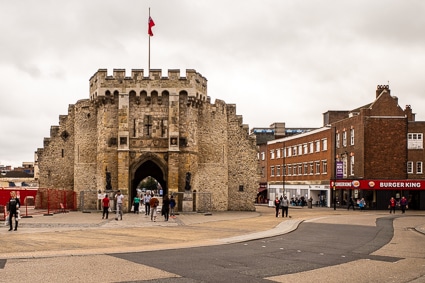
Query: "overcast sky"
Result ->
[[1, 0, 425, 168]]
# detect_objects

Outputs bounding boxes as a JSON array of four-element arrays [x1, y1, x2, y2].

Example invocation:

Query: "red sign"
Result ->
[[330, 180, 425, 190]]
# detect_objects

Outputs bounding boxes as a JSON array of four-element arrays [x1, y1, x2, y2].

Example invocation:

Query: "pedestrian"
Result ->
[[149, 195, 159, 222], [169, 195, 176, 217], [7, 191, 20, 231], [389, 197, 396, 214], [347, 197, 355, 210], [400, 196, 408, 214], [115, 190, 124, 220], [102, 194, 110, 219], [274, 196, 280, 217], [133, 194, 140, 214], [162, 194, 170, 221], [144, 193, 151, 216], [280, 195, 289, 217], [358, 198, 366, 211]]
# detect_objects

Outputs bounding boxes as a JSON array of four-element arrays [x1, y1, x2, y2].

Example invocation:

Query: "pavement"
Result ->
[[1, 205, 425, 282]]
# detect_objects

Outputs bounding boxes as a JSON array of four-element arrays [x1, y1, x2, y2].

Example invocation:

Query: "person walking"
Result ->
[[280, 195, 289, 217], [115, 190, 124, 220], [389, 197, 396, 214], [7, 191, 20, 231], [400, 196, 408, 214], [133, 194, 140, 214], [169, 195, 176, 217], [102, 194, 110, 219], [162, 195, 170, 221], [144, 193, 151, 216], [347, 197, 355, 210], [274, 196, 280, 218], [149, 195, 159, 222]]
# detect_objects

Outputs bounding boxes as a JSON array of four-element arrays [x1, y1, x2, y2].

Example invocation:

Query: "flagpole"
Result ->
[[148, 7, 151, 75]]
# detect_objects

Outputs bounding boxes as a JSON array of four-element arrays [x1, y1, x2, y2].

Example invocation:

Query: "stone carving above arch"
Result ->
[[130, 152, 167, 177]]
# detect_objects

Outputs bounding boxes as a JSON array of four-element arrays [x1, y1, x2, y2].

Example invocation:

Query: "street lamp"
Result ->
[[282, 141, 285, 197]]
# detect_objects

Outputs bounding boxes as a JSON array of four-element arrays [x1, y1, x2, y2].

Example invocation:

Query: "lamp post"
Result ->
[[282, 141, 285, 197]]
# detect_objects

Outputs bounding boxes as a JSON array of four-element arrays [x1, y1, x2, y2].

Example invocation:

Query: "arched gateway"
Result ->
[[131, 154, 168, 197], [36, 69, 258, 212]]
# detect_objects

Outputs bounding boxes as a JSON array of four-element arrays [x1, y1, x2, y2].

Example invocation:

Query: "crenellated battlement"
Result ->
[[89, 68, 208, 101]]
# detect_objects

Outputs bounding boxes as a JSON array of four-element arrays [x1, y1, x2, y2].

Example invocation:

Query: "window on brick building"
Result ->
[[342, 131, 347, 147], [309, 142, 314, 153], [293, 146, 297, 156], [270, 150, 275, 159], [271, 166, 275, 176], [350, 129, 355, 145], [408, 133, 423, 149], [276, 148, 281, 158], [417, 162, 423, 174], [350, 156, 355, 176], [336, 133, 340, 148], [261, 152, 265, 161], [277, 165, 281, 176], [298, 164, 302, 176], [407, 161, 413, 174], [303, 143, 308, 154], [315, 161, 320, 174], [322, 139, 327, 151], [309, 162, 314, 175], [322, 160, 328, 174], [315, 140, 320, 152], [298, 145, 303, 155], [303, 163, 308, 175], [288, 165, 292, 176]]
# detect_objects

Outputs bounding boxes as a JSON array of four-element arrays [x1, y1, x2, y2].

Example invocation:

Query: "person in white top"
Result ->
[[144, 193, 151, 216], [115, 190, 124, 220]]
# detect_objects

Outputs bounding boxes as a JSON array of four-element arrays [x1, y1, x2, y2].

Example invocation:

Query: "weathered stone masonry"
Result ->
[[36, 69, 259, 211]]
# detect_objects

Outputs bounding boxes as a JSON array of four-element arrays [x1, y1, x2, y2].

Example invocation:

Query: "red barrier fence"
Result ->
[[0, 187, 76, 220]]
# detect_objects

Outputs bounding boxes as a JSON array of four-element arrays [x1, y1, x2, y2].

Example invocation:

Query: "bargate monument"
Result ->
[[36, 69, 258, 211]]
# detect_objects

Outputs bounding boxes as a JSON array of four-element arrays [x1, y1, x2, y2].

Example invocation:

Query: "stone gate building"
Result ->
[[36, 69, 258, 211]]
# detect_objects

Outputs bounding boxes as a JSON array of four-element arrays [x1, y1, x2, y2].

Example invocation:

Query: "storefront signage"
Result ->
[[336, 161, 343, 179], [330, 179, 425, 190]]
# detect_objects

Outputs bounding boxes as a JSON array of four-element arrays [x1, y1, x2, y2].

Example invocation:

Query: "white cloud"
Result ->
[[1, 0, 425, 167]]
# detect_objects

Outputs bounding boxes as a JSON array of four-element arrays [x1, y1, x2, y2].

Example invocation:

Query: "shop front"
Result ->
[[330, 179, 425, 210]]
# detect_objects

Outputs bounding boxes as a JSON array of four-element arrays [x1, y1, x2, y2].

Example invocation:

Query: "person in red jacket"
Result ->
[[102, 194, 110, 219], [389, 197, 396, 214]]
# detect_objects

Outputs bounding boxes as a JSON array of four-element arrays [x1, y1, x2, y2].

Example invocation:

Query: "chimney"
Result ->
[[376, 85, 390, 98]]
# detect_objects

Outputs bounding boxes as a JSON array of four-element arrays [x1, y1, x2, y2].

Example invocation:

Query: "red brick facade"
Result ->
[[262, 85, 425, 210]]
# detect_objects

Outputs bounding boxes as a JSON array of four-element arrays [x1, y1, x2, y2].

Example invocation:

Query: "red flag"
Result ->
[[148, 16, 155, 36]]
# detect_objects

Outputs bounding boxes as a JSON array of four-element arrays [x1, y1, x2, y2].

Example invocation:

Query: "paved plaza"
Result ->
[[0, 205, 424, 282]]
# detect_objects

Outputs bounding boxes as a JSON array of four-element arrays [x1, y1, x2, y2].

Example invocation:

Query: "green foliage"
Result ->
[[137, 176, 158, 191]]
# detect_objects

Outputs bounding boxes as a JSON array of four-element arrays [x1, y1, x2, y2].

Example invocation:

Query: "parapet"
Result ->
[[89, 68, 208, 99]]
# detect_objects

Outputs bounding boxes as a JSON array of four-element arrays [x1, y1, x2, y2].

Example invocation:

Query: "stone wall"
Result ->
[[37, 69, 257, 211]]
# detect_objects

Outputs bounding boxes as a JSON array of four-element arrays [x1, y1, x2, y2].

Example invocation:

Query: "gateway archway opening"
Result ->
[[131, 160, 167, 205]]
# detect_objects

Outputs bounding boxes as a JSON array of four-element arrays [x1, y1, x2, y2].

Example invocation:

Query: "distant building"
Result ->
[[263, 85, 425, 210]]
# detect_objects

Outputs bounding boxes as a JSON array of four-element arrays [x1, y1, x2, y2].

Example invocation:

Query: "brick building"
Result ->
[[264, 85, 425, 210], [331, 85, 425, 210], [267, 127, 332, 206]]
